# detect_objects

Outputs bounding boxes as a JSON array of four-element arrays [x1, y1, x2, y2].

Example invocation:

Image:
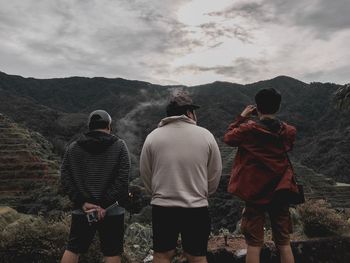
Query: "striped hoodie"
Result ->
[[60, 131, 130, 209]]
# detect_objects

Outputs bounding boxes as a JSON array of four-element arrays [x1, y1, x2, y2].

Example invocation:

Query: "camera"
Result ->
[[86, 210, 98, 224], [250, 105, 258, 116]]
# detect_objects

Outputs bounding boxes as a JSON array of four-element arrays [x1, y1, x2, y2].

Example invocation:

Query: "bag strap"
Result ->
[[277, 130, 299, 184]]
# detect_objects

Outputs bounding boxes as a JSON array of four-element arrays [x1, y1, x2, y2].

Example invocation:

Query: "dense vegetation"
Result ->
[[0, 71, 349, 261], [0, 71, 349, 183]]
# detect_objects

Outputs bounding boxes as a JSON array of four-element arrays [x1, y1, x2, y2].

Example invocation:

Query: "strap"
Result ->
[[277, 133, 299, 184]]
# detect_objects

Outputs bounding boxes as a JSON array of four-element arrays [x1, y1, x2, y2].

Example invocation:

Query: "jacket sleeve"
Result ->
[[140, 137, 153, 194], [60, 146, 86, 207], [284, 125, 297, 152], [102, 140, 131, 208], [208, 135, 223, 195], [223, 115, 249, 147]]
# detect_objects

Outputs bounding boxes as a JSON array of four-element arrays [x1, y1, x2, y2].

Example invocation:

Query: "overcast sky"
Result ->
[[1, 0, 349, 85]]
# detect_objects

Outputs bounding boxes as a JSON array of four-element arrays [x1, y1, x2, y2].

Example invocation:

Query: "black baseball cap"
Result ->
[[87, 110, 112, 128]]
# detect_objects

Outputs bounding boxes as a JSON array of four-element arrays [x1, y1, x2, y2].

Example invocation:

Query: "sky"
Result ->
[[1, 0, 350, 86]]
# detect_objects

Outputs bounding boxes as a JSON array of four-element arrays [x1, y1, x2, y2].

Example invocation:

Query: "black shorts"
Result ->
[[66, 213, 124, 256], [152, 205, 211, 256]]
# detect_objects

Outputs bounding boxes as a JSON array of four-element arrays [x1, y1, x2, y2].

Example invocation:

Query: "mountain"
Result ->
[[0, 71, 349, 185], [0, 114, 60, 212]]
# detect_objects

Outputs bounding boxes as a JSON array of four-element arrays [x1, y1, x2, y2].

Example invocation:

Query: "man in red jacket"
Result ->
[[224, 88, 297, 263]]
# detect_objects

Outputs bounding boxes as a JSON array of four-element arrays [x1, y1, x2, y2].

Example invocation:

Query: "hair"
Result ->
[[166, 102, 194, 117], [255, 88, 282, 114], [88, 115, 110, 130]]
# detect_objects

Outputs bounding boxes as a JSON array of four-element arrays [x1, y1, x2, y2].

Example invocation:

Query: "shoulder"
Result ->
[[195, 125, 215, 137], [237, 120, 257, 133], [282, 122, 297, 134], [111, 136, 129, 150], [65, 141, 78, 153]]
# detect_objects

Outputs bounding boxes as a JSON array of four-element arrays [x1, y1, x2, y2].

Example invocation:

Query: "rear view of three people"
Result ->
[[60, 88, 298, 263]]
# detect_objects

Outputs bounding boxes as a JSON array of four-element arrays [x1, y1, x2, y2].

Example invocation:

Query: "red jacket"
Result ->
[[224, 115, 298, 204]]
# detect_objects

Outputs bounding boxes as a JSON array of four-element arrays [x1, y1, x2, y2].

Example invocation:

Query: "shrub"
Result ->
[[0, 214, 68, 262], [297, 199, 350, 237], [0, 207, 21, 232], [0, 213, 132, 263]]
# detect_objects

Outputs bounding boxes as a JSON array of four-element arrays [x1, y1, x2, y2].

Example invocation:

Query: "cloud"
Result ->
[[176, 58, 267, 82], [0, 0, 349, 85], [208, 0, 350, 37], [301, 64, 350, 85], [0, 0, 201, 82], [198, 22, 253, 43], [207, 1, 275, 23]]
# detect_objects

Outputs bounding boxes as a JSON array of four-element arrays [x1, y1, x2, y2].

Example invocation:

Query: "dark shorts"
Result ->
[[66, 213, 124, 256], [240, 203, 293, 247], [152, 205, 211, 256]]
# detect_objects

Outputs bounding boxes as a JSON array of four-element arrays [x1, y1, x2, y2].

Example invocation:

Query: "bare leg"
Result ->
[[185, 253, 207, 263], [153, 250, 176, 263], [278, 245, 295, 263], [245, 245, 262, 263], [61, 250, 79, 263], [104, 256, 121, 263]]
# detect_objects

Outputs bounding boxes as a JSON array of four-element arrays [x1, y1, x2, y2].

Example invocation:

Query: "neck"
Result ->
[[92, 129, 110, 134], [259, 114, 275, 120]]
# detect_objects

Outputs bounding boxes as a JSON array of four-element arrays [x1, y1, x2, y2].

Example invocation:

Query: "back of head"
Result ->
[[255, 88, 281, 114], [88, 110, 112, 131], [166, 90, 200, 117]]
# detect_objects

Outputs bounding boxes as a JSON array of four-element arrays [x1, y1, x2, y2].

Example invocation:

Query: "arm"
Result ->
[[102, 140, 131, 208], [223, 115, 249, 147], [140, 138, 153, 194], [284, 125, 297, 152], [60, 146, 86, 208], [208, 136, 223, 195], [224, 105, 256, 147]]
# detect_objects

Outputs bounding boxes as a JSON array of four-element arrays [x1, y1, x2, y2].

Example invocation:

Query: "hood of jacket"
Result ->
[[158, 115, 196, 127], [77, 130, 118, 154], [248, 117, 292, 142]]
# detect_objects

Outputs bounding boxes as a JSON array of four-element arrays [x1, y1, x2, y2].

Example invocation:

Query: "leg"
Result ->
[[278, 245, 295, 263], [181, 207, 211, 263], [269, 205, 294, 263], [245, 246, 262, 263], [152, 206, 180, 263], [63, 214, 95, 263], [240, 205, 265, 263], [61, 250, 79, 263], [184, 253, 207, 263], [98, 214, 125, 260], [104, 255, 122, 263], [153, 250, 176, 263]]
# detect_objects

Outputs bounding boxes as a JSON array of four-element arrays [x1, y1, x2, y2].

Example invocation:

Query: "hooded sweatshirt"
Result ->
[[224, 115, 298, 204], [60, 131, 130, 210], [140, 115, 222, 208]]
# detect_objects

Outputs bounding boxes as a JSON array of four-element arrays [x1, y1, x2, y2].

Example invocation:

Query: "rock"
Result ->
[[124, 223, 152, 262], [207, 235, 350, 263]]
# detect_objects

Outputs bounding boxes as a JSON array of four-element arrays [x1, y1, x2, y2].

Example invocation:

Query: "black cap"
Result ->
[[87, 110, 112, 128]]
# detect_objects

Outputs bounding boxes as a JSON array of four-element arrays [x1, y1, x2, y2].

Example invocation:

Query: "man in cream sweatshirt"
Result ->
[[140, 90, 222, 263]]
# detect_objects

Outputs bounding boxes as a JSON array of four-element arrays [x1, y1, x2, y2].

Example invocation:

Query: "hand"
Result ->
[[82, 202, 99, 212], [240, 105, 257, 118], [96, 207, 106, 220], [83, 202, 106, 221]]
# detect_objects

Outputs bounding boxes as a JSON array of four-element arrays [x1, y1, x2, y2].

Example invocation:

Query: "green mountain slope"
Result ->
[[0, 71, 349, 183]]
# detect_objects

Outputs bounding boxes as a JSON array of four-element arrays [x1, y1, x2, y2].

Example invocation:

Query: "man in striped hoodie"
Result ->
[[60, 110, 130, 263]]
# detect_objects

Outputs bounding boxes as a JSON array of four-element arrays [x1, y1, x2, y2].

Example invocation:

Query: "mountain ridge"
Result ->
[[0, 71, 349, 184]]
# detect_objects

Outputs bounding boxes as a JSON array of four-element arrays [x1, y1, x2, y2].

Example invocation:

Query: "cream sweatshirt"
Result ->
[[140, 115, 222, 208]]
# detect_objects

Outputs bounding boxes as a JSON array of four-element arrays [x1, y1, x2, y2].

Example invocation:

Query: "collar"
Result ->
[[158, 115, 196, 127]]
